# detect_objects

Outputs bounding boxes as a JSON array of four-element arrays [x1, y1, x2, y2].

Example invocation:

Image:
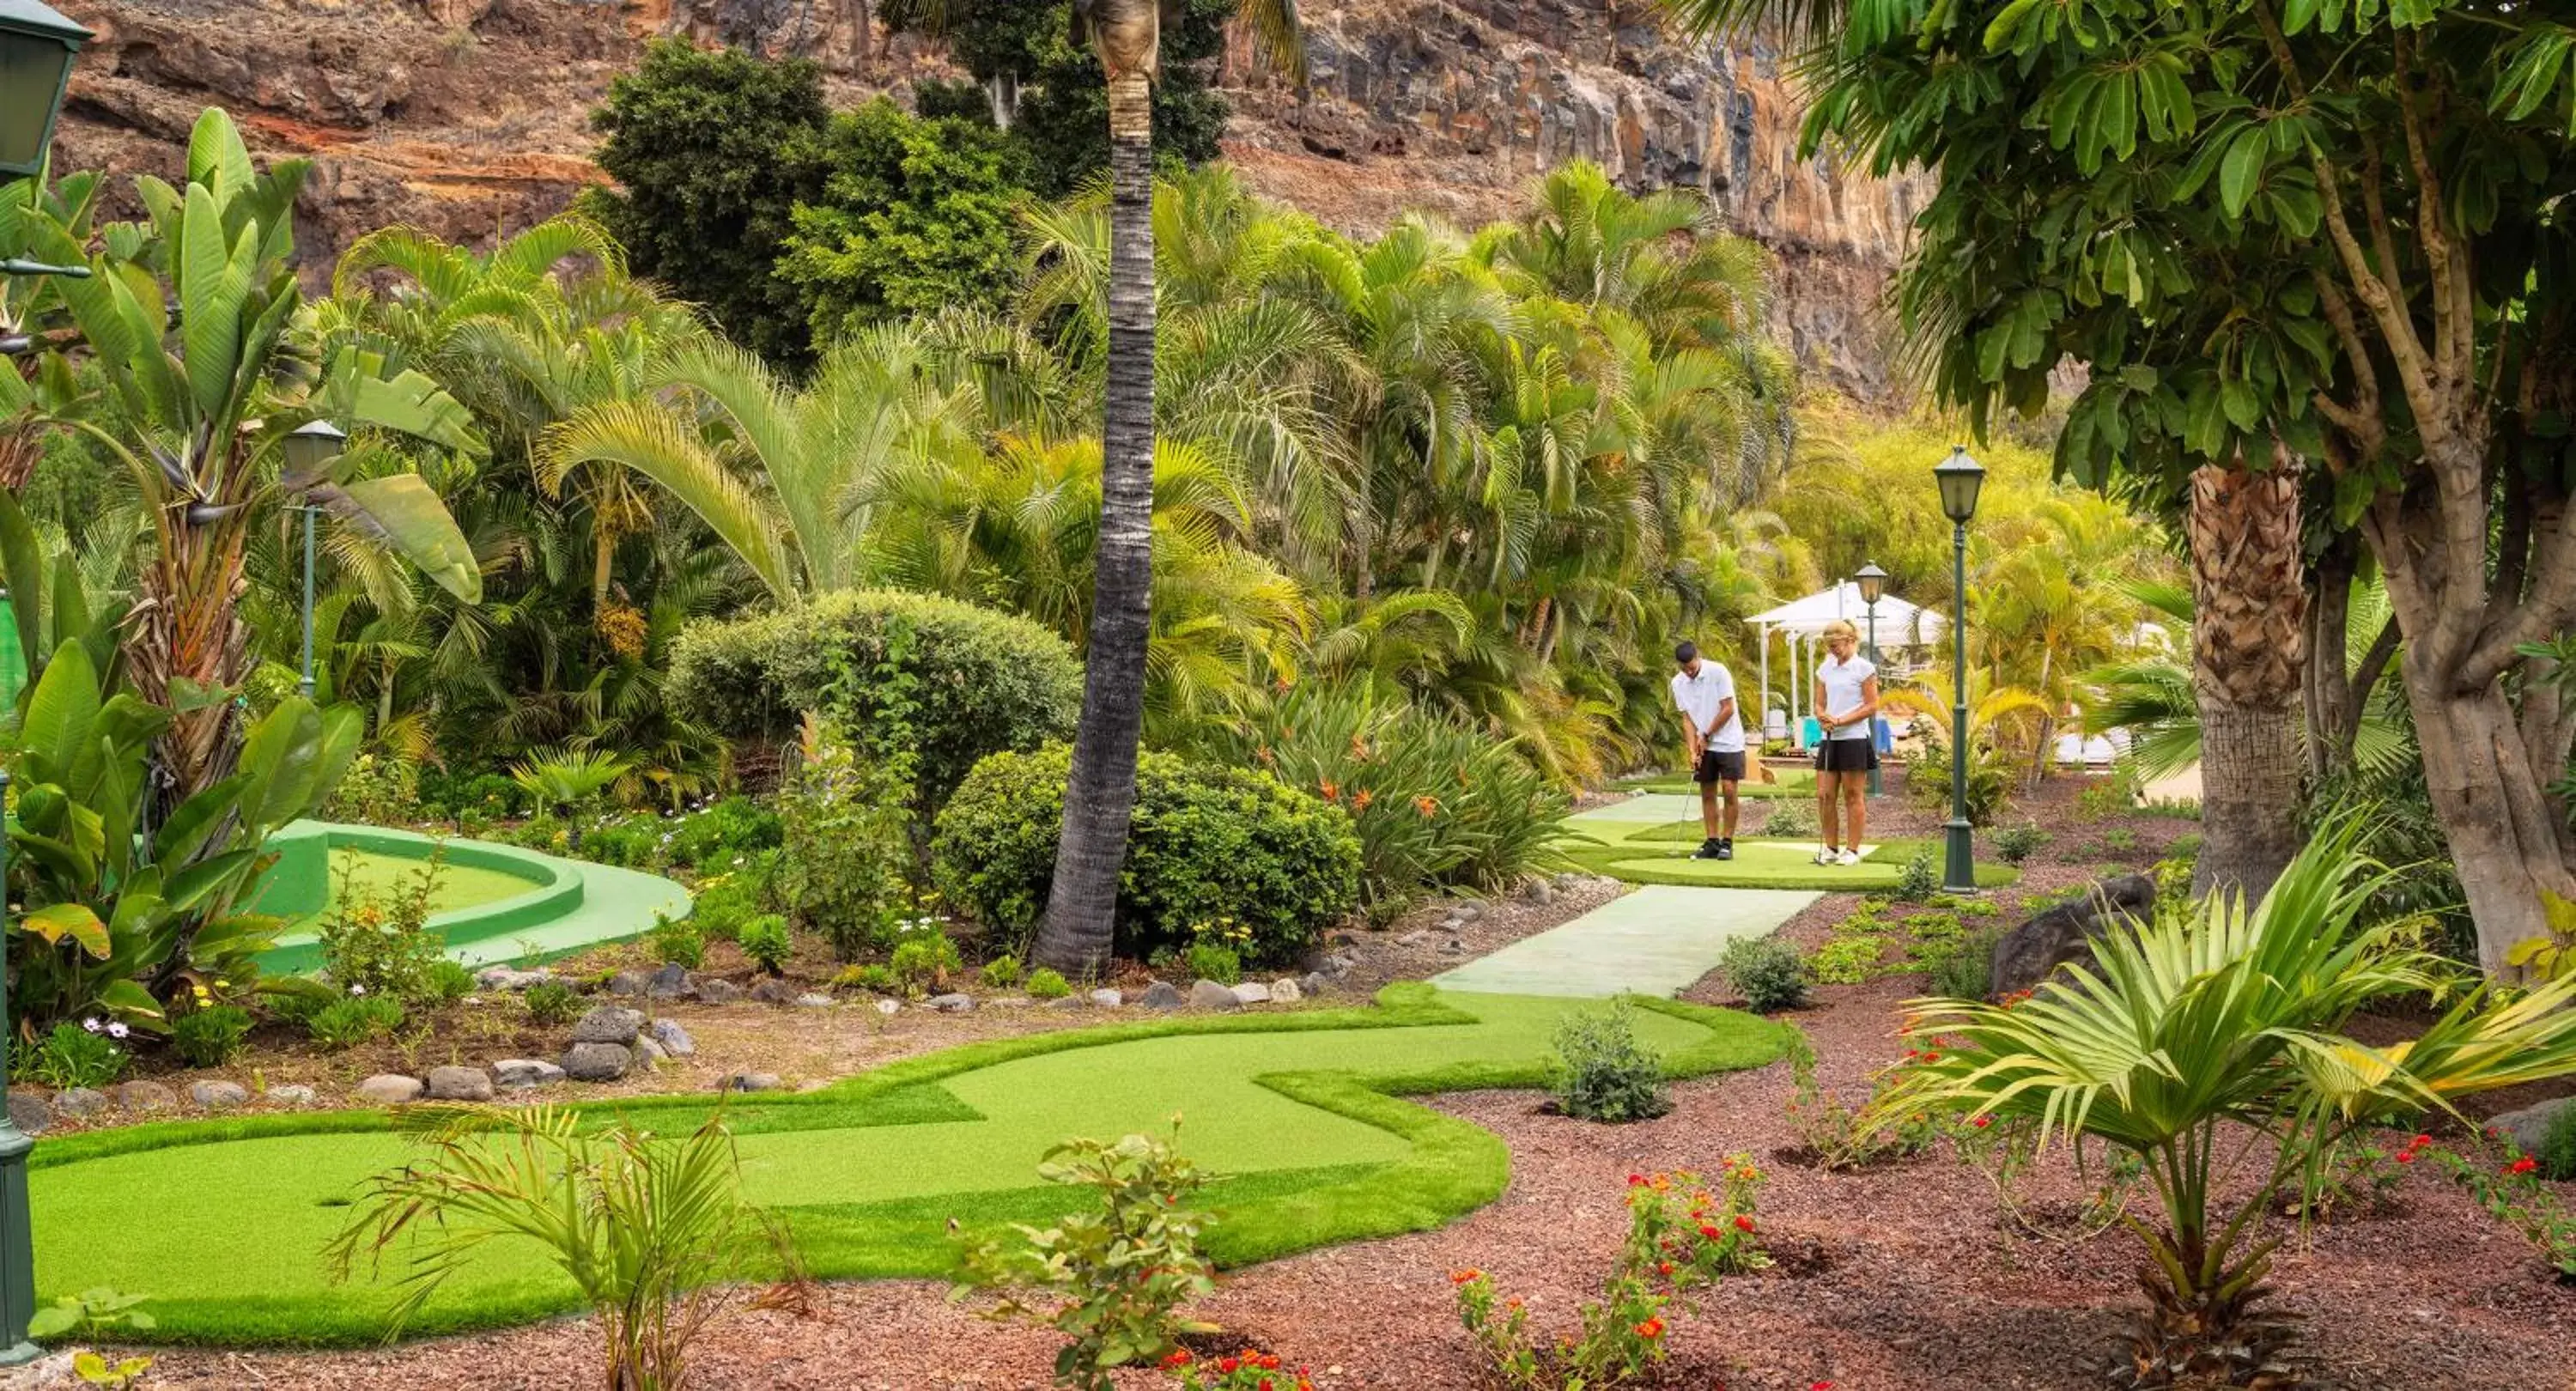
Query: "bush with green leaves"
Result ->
[[523, 980, 582, 1028], [890, 931, 963, 992], [1026, 968, 1072, 1000], [1807, 932, 1889, 986], [308, 996, 407, 1051], [1926, 926, 2002, 1001], [834, 962, 901, 993], [737, 914, 793, 975], [1909, 734, 2014, 826], [957, 1126, 1217, 1389], [650, 914, 706, 969], [1991, 823, 2049, 866], [665, 798, 783, 869], [981, 954, 1024, 989], [1895, 850, 1940, 902], [1199, 684, 1571, 918], [1718, 936, 1809, 1013], [934, 744, 1362, 966], [1761, 805, 1815, 839], [172, 1005, 253, 1068], [315, 848, 453, 1006], [2537, 1104, 2576, 1183], [22, 1020, 127, 1090], [775, 718, 913, 960], [325, 753, 421, 824], [27, 1286, 154, 1340], [1550, 1001, 1671, 1123], [1183, 942, 1242, 987], [669, 589, 1081, 818]]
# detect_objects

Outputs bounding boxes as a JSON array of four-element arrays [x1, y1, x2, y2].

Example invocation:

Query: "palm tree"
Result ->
[[1033, 0, 1306, 977], [2180, 459, 2308, 902]]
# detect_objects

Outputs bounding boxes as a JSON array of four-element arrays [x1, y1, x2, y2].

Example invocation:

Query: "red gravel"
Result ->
[[125, 772, 2576, 1389]]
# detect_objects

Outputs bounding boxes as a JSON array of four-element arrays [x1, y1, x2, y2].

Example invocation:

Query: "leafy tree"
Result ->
[[586, 39, 831, 365], [777, 100, 1032, 343]]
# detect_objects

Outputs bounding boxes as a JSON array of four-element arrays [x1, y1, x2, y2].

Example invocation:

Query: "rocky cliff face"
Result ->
[[47, 0, 1918, 393]]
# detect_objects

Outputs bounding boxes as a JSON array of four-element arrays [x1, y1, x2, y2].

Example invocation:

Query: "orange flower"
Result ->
[[1415, 795, 1440, 817], [1320, 780, 1340, 802], [1451, 1268, 1483, 1285], [1352, 788, 1376, 811], [1635, 1316, 1665, 1339]]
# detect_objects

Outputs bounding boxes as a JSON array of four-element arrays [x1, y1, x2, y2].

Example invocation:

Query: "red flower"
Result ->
[[1218, 1358, 1240, 1374], [1452, 1268, 1483, 1285], [1734, 1214, 1756, 1233], [1626, 1172, 1647, 1187], [1971, 1115, 1991, 1129], [1634, 1316, 1666, 1339], [2411, 1133, 2433, 1148], [1352, 788, 1375, 811], [1162, 1351, 1194, 1370], [1657, 1260, 1675, 1277], [2394, 1149, 2416, 1164], [1920, 1049, 1941, 1063], [2511, 1156, 2540, 1175], [1813, 1382, 1836, 1391], [1698, 1224, 1722, 1239]]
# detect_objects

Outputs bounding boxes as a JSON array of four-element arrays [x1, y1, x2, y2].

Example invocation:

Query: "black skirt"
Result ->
[[1814, 738, 1878, 773]]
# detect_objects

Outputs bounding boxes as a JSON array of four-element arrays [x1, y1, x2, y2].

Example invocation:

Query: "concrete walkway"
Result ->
[[1432, 884, 1818, 999]]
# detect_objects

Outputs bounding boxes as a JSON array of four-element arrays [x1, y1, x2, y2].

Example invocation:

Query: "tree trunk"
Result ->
[[2303, 534, 2355, 782], [2408, 660, 2576, 975], [2186, 460, 2307, 904], [1031, 69, 1157, 979], [131, 514, 250, 808]]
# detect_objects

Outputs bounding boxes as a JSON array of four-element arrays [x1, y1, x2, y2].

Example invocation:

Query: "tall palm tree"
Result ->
[[1033, 0, 1306, 977]]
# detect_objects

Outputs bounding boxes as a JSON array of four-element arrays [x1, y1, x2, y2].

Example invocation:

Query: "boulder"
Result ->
[[561, 1042, 633, 1082], [2488, 1096, 2576, 1157], [1440, 915, 1467, 932], [1232, 981, 1273, 1005], [188, 1080, 250, 1109], [1298, 971, 1330, 997], [477, 966, 553, 992], [494, 1058, 567, 1088], [1190, 979, 1243, 1011], [1090, 988, 1125, 1009], [648, 1019, 696, 1057], [112, 1081, 177, 1113], [1396, 930, 1431, 947], [7, 1094, 47, 1136], [1456, 902, 1485, 922], [793, 993, 836, 1009], [647, 963, 690, 999], [1270, 978, 1303, 1005], [1524, 878, 1557, 906], [635, 1038, 668, 1066], [605, 969, 651, 998], [927, 993, 975, 1013], [1141, 980, 1185, 1010], [570, 1005, 645, 1046], [1989, 874, 2157, 999], [265, 1084, 318, 1107], [426, 1066, 495, 1102], [874, 999, 902, 1016], [695, 978, 745, 1005], [356, 1074, 425, 1105], [51, 1088, 108, 1120], [750, 977, 801, 1005], [719, 1072, 783, 1093]]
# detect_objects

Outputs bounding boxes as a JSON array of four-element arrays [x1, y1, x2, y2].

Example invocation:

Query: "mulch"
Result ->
[[107, 769, 2576, 1389]]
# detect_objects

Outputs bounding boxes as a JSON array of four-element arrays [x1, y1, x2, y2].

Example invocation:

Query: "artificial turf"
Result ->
[[1558, 813, 2020, 891], [283, 852, 535, 933], [32, 985, 1786, 1347]]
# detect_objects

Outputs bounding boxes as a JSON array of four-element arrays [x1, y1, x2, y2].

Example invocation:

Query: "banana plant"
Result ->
[[17, 108, 483, 805], [5, 641, 360, 1028]]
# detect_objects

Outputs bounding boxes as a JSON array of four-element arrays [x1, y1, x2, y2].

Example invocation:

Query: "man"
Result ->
[[1670, 640, 1743, 860], [1811, 619, 1881, 866]]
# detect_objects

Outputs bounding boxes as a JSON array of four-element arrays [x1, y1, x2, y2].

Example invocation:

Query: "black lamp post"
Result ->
[[281, 420, 346, 702], [0, 0, 86, 1363], [1934, 447, 1985, 893], [1855, 561, 1887, 797]]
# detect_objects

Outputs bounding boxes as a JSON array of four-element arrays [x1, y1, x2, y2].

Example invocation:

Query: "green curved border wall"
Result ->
[[252, 820, 691, 974]]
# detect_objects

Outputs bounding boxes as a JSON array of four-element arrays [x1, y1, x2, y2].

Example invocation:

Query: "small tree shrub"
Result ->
[[524, 980, 582, 1027], [325, 753, 421, 825], [890, 932, 963, 992], [309, 996, 407, 1051], [737, 915, 793, 975], [957, 1127, 1216, 1389], [23, 1020, 127, 1090], [1780, 1033, 1945, 1169], [316, 849, 452, 1006], [934, 744, 1362, 965], [172, 1005, 253, 1068], [981, 954, 1024, 989], [834, 963, 901, 993], [2537, 1105, 2576, 1183], [1925, 926, 2002, 1000], [1760, 805, 1814, 839], [665, 796, 785, 869], [1183, 942, 1242, 987], [1718, 936, 1808, 1012], [651, 914, 706, 969], [427, 958, 476, 1004], [668, 589, 1082, 816], [1551, 1002, 1670, 1123], [1895, 849, 1940, 902], [1992, 823, 2048, 865], [1026, 968, 1072, 1000], [776, 716, 913, 960]]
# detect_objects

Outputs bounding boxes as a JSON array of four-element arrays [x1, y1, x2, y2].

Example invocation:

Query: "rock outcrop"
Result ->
[[48, 0, 1918, 393]]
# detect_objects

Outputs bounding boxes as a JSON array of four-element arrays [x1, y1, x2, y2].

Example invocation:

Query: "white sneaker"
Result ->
[[1814, 847, 1838, 866], [1837, 848, 1862, 866]]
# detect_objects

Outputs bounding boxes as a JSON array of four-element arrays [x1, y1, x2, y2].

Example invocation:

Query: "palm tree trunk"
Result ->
[[1032, 69, 1157, 979], [2188, 458, 2307, 903], [132, 512, 251, 807]]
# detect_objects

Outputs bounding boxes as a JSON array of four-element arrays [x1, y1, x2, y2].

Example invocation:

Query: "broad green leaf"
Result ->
[[94, 978, 166, 1025], [179, 181, 255, 421], [19, 641, 99, 771], [235, 698, 325, 831], [163, 848, 261, 915], [346, 367, 487, 460], [0, 490, 42, 686], [155, 771, 255, 873], [2220, 130, 2265, 219], [185, 108, 255, 200], [332, 473, 484, 604], [22, 902, 108, 958]]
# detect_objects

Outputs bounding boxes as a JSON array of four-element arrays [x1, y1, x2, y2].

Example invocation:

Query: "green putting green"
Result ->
[[284, 852, 534, 932], [1559, 806, 2020, 891], [32, 985, 1786, 1347]]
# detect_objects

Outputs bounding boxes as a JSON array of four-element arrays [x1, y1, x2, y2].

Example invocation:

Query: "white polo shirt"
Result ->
[[1818, 652, 1877, 739], [1670, 662, 1744, 752]]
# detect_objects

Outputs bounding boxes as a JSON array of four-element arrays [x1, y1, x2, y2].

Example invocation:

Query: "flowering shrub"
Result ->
[[1453, 1169, 1768, 1390], [958, 1124, 1217, 1389], [1550, 1001, 1671, 1123], [314, 847, 452, 1005], [1948, 1111, 2145, 1242], [1782, 1036, 1945, 1169], [2431, 1137, 2576, 1279], [1162, 1348, 1315, 1391], [24, 1019, 127, 1090], [171, 1003, 253, 1069]]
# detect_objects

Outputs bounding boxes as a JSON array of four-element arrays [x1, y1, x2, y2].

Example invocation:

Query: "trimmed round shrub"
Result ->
[[666, 590, 1081, 815], [933, 744, 1362, 965]]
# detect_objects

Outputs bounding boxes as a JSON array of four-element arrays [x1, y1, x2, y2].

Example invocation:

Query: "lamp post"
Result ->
[[1855, 561, 1887, 797], [281, 421, 346, 701], [0, 2, 86, 1364], [1934, 447, 1985, 893]]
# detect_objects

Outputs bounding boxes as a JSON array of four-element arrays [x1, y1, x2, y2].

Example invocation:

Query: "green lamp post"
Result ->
[[0, 0, 88, 1361], [1934, 447, 1985, 894], [282, 420, 347, 701], [1855, 561, 1887, 797]]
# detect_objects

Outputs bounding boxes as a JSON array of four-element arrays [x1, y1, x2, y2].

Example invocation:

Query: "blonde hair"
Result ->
[[1823, 619, 1858, 641]]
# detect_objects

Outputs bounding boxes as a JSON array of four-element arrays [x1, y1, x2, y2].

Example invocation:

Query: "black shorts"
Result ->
[[1693, 749, 1746, 785], [1815, 738, 1878, 773]]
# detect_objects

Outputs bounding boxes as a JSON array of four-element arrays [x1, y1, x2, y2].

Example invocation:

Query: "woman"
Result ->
[[1811, 619, 1880, 866]]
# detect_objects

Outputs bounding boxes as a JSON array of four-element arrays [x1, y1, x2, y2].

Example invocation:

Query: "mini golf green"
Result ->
[[252, 822, 693, 974], [1558, 800, 2020, 891], [33, 985, 1786, 1346]]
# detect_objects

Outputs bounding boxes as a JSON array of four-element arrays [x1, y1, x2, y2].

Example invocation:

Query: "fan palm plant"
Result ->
[[1870, 817, 2576, 1385], [511, 745, 631, 848]]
